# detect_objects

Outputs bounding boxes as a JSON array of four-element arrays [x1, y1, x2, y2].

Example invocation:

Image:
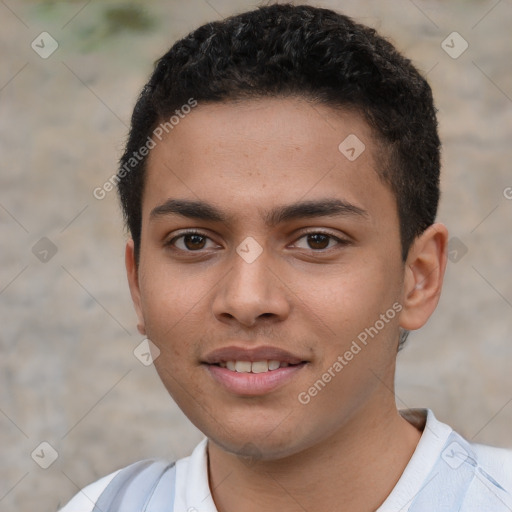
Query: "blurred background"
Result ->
[[0, 0, 511, 509]]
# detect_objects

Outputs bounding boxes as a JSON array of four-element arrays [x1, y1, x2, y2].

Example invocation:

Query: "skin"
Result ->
[[125, 97, 448, 511]]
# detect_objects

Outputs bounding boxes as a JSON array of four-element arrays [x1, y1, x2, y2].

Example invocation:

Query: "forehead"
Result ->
[[143, 97, 396, 230]]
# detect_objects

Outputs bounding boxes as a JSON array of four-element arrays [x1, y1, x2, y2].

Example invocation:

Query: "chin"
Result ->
[[211, 434, 299, 461], [204, 416, 323, 463]]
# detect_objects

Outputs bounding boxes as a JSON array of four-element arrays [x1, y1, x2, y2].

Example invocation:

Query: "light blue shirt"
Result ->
[[60, 408, 512, 511]]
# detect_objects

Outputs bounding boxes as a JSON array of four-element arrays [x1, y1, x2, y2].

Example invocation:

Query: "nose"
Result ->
[[212, 245, 291, 328]]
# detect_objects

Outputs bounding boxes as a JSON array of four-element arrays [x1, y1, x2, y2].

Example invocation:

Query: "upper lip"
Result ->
[[202, 345, 306, 365]]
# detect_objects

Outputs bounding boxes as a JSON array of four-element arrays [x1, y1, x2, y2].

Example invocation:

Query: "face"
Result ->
[[127, 97, 410, 459]]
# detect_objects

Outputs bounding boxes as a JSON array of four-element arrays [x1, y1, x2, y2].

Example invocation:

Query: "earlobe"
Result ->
[[125, 239, 146, 335], [399, 223, 449, 331]]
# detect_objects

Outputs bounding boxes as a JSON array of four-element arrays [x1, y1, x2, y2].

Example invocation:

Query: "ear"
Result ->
[[125, 239, 146, 335], [399, 223, 449, 331]]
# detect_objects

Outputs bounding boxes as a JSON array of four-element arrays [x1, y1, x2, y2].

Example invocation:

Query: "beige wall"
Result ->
[[1, 0, 511, 510]]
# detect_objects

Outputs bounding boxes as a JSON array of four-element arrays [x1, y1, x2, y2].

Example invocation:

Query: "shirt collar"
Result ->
[[175, 408, 454, 512]]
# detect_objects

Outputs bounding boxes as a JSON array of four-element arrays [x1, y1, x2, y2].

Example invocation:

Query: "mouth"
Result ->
[[211, 360, 304, 373], [202, 345, 308, 395]]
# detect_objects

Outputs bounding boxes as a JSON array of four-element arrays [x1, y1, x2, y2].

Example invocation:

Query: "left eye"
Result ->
[[293, 232, 344, 251]]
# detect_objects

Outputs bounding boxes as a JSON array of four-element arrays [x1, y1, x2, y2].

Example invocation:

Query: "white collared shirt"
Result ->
[[59, 408, 512, 511]]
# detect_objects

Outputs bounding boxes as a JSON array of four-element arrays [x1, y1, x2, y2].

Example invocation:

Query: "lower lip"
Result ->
[[205, 363, 306, 396]]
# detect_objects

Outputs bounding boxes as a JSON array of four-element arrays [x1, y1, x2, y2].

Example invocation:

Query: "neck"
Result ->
[[207, 399, 422, 512]]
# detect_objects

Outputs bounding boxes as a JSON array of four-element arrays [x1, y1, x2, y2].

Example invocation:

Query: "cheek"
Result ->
[[296, 262, 402, 380], [294, 261, 394, 332], [138, 257, 210, 335]]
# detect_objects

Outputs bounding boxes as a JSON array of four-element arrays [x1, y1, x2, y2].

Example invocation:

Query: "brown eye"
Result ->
[[292, 231, 350, 252], [306, 233, 331, 250], [182, 234, 207, 250], [166, 231, 217, 252]]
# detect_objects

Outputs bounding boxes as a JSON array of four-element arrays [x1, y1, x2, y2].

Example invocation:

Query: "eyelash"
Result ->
[[165, 229, 350, 253]]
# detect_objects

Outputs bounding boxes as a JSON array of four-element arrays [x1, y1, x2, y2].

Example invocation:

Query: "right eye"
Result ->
[[165, 230, 219, 252]]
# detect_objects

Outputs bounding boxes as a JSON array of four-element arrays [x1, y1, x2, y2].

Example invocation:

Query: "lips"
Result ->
[[203, 345, 306, 366], [202, 345, 308, 395]]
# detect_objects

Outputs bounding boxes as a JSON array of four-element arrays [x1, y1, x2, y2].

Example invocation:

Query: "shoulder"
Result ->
[[390, 409, 512, 512], [59, 468, 121, 512], [58, 459, 176, 512], [57, 440, 209, 512], [470, 441, 512, 482], [418, 408, 512, 477], [437, 422, 512, 510]]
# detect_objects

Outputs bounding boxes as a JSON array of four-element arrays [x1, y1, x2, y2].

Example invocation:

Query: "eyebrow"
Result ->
[[149, 198, 368, 227]]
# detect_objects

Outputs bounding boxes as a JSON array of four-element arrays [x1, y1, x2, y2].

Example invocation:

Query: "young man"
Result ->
[[60, 3, 512, 511]]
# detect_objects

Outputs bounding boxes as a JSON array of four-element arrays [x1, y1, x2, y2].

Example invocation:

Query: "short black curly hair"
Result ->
[[117, 3, 440, 267]]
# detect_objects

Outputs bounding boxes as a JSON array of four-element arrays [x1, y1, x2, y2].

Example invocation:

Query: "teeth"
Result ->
[[251, 361, 269, 373], [235, 361, 252, 373], [268, 360, 280, 370], [220, 360, 292, 373]]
